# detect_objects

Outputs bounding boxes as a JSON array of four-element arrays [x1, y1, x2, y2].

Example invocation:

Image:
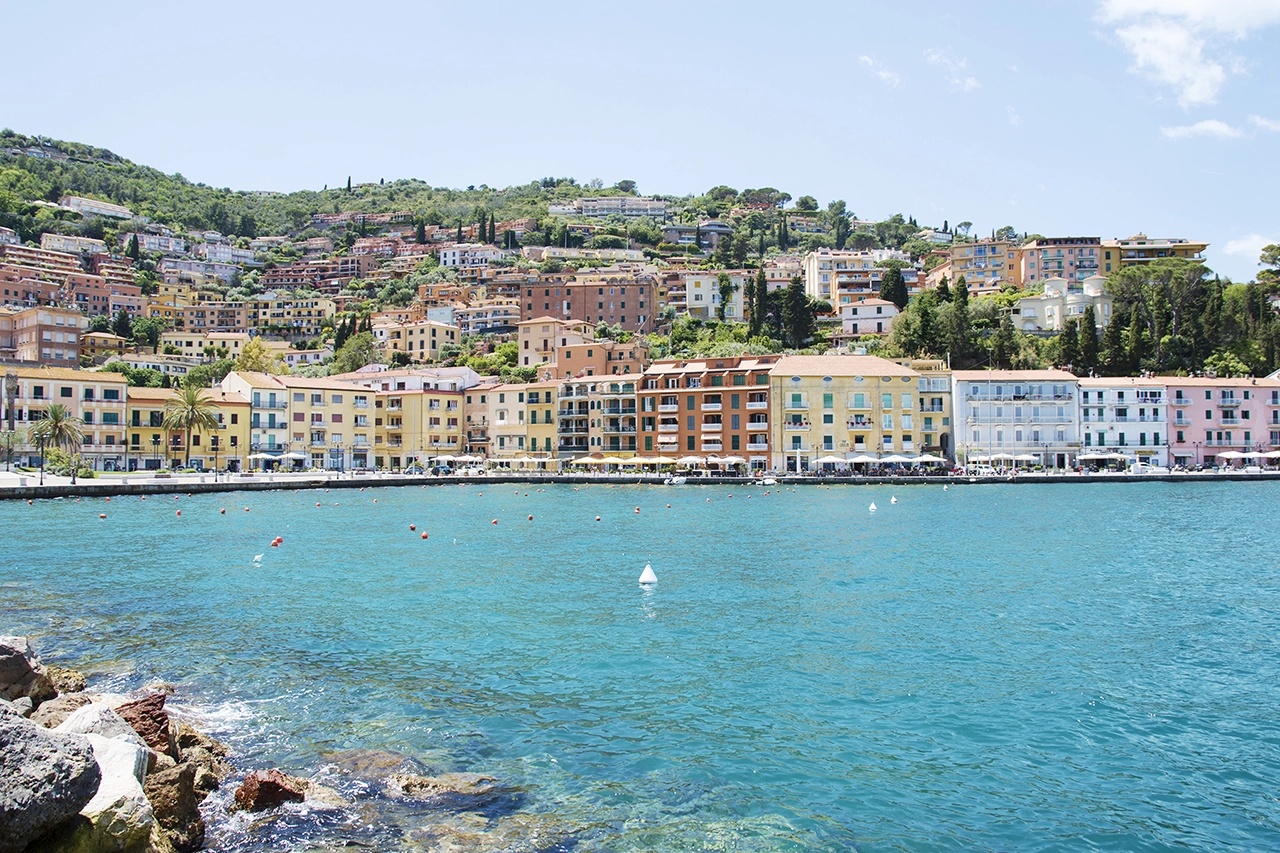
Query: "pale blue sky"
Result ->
[[4, 0, 1278, 280]]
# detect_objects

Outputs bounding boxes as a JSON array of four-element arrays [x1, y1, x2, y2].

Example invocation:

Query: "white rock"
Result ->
[[63, 733, 155, 853], [56, 703, 147, 749]]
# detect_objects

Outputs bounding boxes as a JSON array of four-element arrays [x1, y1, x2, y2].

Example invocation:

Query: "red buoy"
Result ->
[[528, 515, 533, 521], [421, 532, 429, 539], [410, 524, 416, 531], [667, 504, 671, 508], [220, 508, 226, 514], [176, 510, 181, 517], [316, 502, 321, 507], [270, 541, 279, 547], [492, 519, 498, 525], [595, 516, 601, 521], [244, 507, 250, 512], [105, 497, 110, 502], [99, 513, 106, 519], [635, 507, 640, 513]]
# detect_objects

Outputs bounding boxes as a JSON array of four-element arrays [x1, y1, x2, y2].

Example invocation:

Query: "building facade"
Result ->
[[952, 369, 1080, 468]]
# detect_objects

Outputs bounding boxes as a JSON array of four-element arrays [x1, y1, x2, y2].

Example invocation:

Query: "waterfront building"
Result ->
[[1015, 237, 1102, 285], [1077, 376, 1170, 465], [1164, 376, 1280, 466], [2, 366, 128, 470], [489, 384, 528, 460], [524, 381, 559, 463], [1013, 276, 1114, 333], [374, 382, 463, 469], [639, 355, 779, 469], [125, 386, 250, 471], [767, 355, 927, 471], [952, 369, 1080, 468], [463, 380, 501, 456], [557, 376, 639, 459]]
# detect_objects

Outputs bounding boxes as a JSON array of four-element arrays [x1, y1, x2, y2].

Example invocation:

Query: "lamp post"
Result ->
[[38, 436, 46, 486], [213, 438, 219, 482], [151, 435, 160, 469], [1192, 440, 1202, 467]]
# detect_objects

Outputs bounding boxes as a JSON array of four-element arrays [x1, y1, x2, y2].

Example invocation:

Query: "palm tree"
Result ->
[[162, 385, 220, 469], [28, 403, 85, 484]]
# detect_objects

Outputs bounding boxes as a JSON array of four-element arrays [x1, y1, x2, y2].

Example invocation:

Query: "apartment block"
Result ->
[[1014, 276, 1114, 333], [2, 366, 128, 469], [1164, 377, 1280, 466], [375, 384, 464, 467], [1100, 234, 1209, 274], [12, 306, 86, 366], [948, 239, 1015, 294], [557, 376, 639, 458], [40, 233, 108, 255], [125, 386, 251, 471], [520, 275, 655, 332], [373, 318, 461, 363], [1017, 237, 1103, 285], [952, 369, 1080, 468]]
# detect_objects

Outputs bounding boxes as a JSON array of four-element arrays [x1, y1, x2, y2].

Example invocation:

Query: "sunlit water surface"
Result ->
[[4, 481, 1280, 852]]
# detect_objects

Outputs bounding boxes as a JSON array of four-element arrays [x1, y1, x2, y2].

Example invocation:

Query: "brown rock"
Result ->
[[143, 762, 205, 853], [174, 720, 228, 757], [386, 772, 518, 813], [0, 636, 56, 704], [115, 693, 176, 759], [232, 769, 307, 812], [46, 665, 87, 694], [184, 746, 231, 797], [29, 692, 92, 728]]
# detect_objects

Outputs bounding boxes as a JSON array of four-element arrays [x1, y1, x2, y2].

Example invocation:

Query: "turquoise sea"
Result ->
[[4, 481, 1280, 852]]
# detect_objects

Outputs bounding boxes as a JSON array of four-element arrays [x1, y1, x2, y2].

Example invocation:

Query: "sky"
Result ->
[[4, 0, 1279, 281]]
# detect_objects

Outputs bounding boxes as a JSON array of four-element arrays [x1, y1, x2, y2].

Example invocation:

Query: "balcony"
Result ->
[[747, 441, 769, 450], [354, 401, 371, 409], [848, 420, 873, 429], [701, 421, 723, 431], [701, 441, 723, 452], [602, 425, 637, 434], [919, 404, 945, 412], [658, 424, 680, 432], [1218, 399, 1241, 408], [254, 400, 288, 409], [746, 401, 768, 410], [658, 404, 679, 413], [1171, 397, 1191, 406], [604, 406, 637, 416], [701, 403, 722, 412], [1220, 418, 1241, 426], [746, 421, 769, 431], [785, 421, 810, 431], [784, 401, 809, 411]]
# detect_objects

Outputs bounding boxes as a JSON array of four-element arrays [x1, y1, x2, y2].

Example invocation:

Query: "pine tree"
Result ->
[[936, 275, 951, 303], [879, 264, 909, 310], [1080, 305, 1100, 372], [1059, 318, 1081, 369], [781, 277, 814, 348]]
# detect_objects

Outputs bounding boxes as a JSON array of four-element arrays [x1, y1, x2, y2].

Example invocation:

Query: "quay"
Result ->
[[1, 469, 1278, 500]]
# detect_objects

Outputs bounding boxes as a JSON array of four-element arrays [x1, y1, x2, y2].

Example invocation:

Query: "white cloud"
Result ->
[[1159, 119, 1244, 138], [924, 49, 979, 91], [858, 55, 900, 87], [1249, 114, 1280, 131], [1223, 233, 1276, 261], [1099, 1, 1280, 106], [1006, 106, 1021, 126]]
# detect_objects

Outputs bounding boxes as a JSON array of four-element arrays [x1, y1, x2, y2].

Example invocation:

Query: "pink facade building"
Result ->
[[1165, 377, 1280, 466]]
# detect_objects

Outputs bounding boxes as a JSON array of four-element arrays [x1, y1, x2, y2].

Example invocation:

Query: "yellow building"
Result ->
[[373, 318, 461, 363], [894, 359, 954, 458], [82, 331, 130, 364], [4, 366, 128, 470], [489, 384, 528, 460], [524, 381, 559, 461], [125, 386, 251, 471], [1101, 233, 1209, 274], [375, 386, 464, 469], [768, 355, 927, 471], [247, 294, 335, 338]]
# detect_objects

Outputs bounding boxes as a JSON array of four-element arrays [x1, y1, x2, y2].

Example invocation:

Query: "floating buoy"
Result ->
[[244, 507, 250, 512], [27, 500, 32, 505], [706, 498, 711, 503], [410, 524, 416, 531], [421, 532, 429, 539], [220, 508, 226, 514], [176, 510, 181, 516], [667, 504, 671, 508], [943, 484, 949, 491], [99, 513, 106, 519], [270, 541, 279, 547], [275, 536, 283, 544], [373, 499, 377, 503], [869, 502, 877, 512], [635, 507, 640, 513], [596, 516, 601, 521], [639, 563, 657, 585], [105, 497, 110, 502], [253, 554, 263, 563], [890, 496, 898, 504], [316, 502, 321, 507], [175, 496, 180, 501], [528, 515, 533, 521], [492, 519, 498, 525]]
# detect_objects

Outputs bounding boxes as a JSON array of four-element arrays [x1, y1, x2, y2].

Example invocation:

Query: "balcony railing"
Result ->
[[701, 442, 723, 451], [701, 403, 722, 412], [658, 404, 679, 412], [658, 424, 680, 432], [784, 401, 809, 410], [746, 401, 768, 410], [785, 422, 810, 430], [747, 421, 769, 431], [848, 420, 873, 429], [919, 404, 945, 412], [253, 400, 288, 409], [1171, 397, 1191, 406], [701, 422, 723, 431], [1218, 399, 1241, 408]]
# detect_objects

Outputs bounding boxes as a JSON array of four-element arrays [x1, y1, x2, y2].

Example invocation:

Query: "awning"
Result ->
[[848, 454, 880, 464], [815, 455, 848, 464], [915, 454, 949, 464], [879, 454, 915, 464]]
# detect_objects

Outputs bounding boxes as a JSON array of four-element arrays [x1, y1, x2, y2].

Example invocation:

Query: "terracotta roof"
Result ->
[[769, 355, 917, 377], [14, 366, 127, 383]]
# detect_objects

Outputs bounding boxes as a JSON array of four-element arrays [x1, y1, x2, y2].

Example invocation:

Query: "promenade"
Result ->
[[1, 467, 1277, 500]]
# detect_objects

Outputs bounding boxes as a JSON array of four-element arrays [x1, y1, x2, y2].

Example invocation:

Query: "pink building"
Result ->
[[1166, 377, 1280, 466]]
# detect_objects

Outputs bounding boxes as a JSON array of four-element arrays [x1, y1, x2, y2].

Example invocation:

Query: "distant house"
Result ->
[[1014, 276, 1113, 333]]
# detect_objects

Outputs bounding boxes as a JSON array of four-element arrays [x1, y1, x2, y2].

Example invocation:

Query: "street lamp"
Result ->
[[213, 437, 220, 482], [1192, 440, 1202, 467], [151, 436, 160, 469], [38, 436, 46, 486]]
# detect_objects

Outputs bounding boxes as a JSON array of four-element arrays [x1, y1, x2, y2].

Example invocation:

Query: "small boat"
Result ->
[[663, 476, 687, 485], [761, 477, 777, 486]]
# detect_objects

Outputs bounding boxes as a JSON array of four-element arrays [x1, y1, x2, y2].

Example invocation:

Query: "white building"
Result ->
[[1077, 377, 1169, 465], [40, 233, 107, 255], [0, 227, 18, 246], [802, 248, 913, 302], [1014, 275, 1113, 333], [574, 197, 668, 218], [841, 298, 899, 336], [438, 243, 506, 268], [951, 369, 1081, 469], [121, 232, 187, 254], [195, 242, 258, 265], [59, 195, 133, 219], [681, 271, 747, 320]]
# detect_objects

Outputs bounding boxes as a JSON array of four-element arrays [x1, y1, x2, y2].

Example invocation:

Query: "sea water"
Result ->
[[4, 481, 1280, 852]]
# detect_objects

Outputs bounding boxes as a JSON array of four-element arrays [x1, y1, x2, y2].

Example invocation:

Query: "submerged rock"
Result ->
[[30, 693, 92, 729], [115, 694, 176, 759], [0, 703, 101, 853], [409, 811, 581, 853], [143, 763, 204, 853], [386, 772, 522, 815], [323, 749, 424, 779], [0, 636, 56, 705], [232, 769, 308, 812]]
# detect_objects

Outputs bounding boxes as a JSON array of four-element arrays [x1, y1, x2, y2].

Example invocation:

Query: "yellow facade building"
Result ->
[[4, 366, 128, 470], [125, 386, 251, 471], [524, 381, 559, 460], [375, 386, 464, 469]]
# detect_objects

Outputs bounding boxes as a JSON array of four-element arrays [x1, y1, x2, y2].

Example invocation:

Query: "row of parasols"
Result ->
[[486, 453, 952, 467]]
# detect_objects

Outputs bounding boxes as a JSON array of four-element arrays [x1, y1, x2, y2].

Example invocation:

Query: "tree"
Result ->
[[346, 176, 352, 192], [1260, 243, 1280, 287], [616, 179, 637, 194], [795, 195, 818, 211], [131, 316, 166, 352], [716, 272, 739, 322], [1080, 305, 1100, 373], [949, 278, 973, 364], [235, 337, 282, 374], [1125, 304, 1147, 370], [749, 267, 767, 338], [1100, 307, 1128, 375], [162, 385, 219, 468], [995, 225, 1018, 242], [329, 332, 382, 375], [956, 221, 973, 237], [1059, 318, 1081, 369], [28, 403, 84, 484], [111, 308, 132, 341], [126, 233, 140, 262], [878, 263, 909, 310], [415, 220, 427, 244], [782, 277, 815, 348]]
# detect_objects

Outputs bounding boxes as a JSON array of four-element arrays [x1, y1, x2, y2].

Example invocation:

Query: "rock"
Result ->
[[173, 721, 228, 757], [9, 697, 32, 718], [0, 636, 56, 705], [26, 733, 154, 853], [409, 812, 580, 853], [115, 694, 176, 759], [323, 749, 422, 779], [47, 666, 88, 694], [143, 763, 204, 853], [182, 747, 230, 797], [232, 769, 307, 812], [55, 703, 147, 749], [303, 781, 348, 811], [30, 693, 92, 728], [386, 772, 518, 813], [0, 703, 101, 853]]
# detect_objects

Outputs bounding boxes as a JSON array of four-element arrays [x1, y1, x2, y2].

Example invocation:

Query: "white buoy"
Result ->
[[639, 562, 657, 585], [890, 496, 898, 504], [253, 554, 263, 563], [943, 484, 949, 491], [869, 502, 877, 512]]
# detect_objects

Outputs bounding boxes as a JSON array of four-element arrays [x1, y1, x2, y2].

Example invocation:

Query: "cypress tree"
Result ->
[[127, 234, 140, 262], [750, 267, 767, 338], [949, 278, 972, 365], [1101, 310, 1127, 375], [1059, 318, 1081, 369], [415, 220, 427, 244], [346, 176, 352, 192], [1080, 305, 1100, 372], [456, 220, 463, 243], [936, 274, 951, 303], [1125, 305, 1146, 371], [879, 264, 909, 310], [992, 308, 1015, 368]]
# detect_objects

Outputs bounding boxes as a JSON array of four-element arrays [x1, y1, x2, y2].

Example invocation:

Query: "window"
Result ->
[[823, 393, 833, 409], [882, 393, 893, 409], [60, 386, 72, 398]]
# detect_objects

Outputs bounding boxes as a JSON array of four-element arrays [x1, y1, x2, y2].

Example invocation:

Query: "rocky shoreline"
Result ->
[[1, 636, 582, 853]]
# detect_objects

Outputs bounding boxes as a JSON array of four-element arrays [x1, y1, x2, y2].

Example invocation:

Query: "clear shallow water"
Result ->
[[4, 481, 1280, 852]]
